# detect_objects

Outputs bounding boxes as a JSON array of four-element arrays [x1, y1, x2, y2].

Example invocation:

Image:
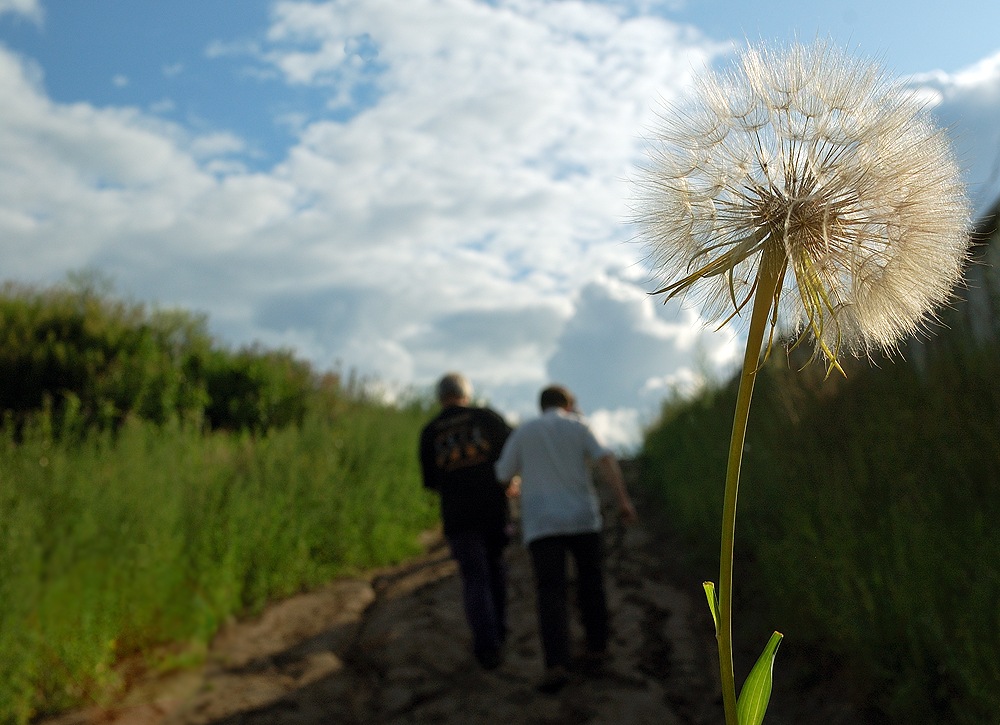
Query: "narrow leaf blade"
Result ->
[[702, 581, 720, 634], [737, 631, 783, 725]]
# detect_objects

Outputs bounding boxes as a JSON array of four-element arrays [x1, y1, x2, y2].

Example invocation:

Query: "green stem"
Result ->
[[718, 246, 784, 725]]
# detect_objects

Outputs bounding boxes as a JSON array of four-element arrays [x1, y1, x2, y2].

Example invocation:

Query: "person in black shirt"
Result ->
[[419, 372, 514, 670]]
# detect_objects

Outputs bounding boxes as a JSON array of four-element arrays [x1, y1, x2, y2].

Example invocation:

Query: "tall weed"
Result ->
[[640, 345, 1000, 723], [0, 399, 437, 723]]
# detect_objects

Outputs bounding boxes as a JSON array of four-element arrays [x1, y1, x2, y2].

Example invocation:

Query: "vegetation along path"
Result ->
[[44, 480, 728, 725]]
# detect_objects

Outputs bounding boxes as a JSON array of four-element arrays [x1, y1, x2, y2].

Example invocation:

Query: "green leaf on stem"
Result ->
[[703, 581, 720, 634], [737, 631, 783, 725]]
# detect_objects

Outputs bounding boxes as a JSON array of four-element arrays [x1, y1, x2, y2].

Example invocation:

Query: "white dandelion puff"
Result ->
[[634, 40, 971, 369], [629, 40, 972, 725]]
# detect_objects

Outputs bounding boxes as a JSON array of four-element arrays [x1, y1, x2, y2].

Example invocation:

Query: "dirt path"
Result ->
[[42, 487, 728, 725]]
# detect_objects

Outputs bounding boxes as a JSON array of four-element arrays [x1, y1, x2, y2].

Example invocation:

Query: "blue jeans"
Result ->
[[528, 531, 608, 669], [446, 530, 508, 658]]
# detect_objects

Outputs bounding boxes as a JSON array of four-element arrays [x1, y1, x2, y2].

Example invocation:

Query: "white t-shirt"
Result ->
[[494, 408, 612, 545]]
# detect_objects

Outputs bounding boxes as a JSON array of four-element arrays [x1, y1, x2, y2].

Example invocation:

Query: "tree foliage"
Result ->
[[0, 279, 319, 433]]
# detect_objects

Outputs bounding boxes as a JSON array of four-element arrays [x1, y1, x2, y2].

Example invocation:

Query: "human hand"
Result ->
[[619, 497, 638, 525]]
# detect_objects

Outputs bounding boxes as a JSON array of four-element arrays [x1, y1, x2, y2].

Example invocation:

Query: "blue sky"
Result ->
[[2, 0, 1000, 448], [674, 0, 1000, 74], [0, 1, 318, 167]]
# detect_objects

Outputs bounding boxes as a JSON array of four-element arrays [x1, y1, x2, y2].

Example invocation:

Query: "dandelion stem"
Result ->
[[718, 243, 784, 725]]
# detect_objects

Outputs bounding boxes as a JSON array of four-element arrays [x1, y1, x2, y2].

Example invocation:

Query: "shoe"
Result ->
[[536, 665, 570, 695], [475, 647, 503, 671]]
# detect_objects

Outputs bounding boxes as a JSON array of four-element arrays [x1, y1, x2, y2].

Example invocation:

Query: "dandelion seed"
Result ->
[[634, 40, 971, 368], [630, 40, 972, 725]]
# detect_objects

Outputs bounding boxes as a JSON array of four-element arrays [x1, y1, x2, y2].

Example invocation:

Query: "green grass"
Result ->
[[639, 344, 1000, 724], [0, 398, 438, 723]]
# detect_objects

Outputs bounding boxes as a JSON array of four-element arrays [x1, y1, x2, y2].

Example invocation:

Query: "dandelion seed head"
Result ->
[[633, 40, 971, 365]]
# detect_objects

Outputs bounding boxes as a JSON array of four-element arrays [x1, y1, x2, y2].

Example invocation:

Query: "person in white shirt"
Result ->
[[494, 385, 637, 694]]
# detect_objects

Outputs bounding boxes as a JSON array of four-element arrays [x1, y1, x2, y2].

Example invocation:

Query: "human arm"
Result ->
[[418, 430, 440, 492], [597, 453, 638, 524], [490, 411, 519, 496], [493, 431, 520, 492]]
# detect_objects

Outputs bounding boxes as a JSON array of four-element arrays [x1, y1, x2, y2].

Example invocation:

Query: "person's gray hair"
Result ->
[[436, 372, 473, 403]]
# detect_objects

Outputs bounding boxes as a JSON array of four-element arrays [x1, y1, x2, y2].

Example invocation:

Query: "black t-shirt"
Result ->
[[419, 405, 513, 537]]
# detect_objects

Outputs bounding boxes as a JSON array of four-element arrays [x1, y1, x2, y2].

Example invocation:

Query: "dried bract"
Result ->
[[633, 41, 971, 366]]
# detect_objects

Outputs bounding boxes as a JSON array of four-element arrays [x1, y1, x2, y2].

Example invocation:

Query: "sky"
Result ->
[[2, 0, 1000, 449]]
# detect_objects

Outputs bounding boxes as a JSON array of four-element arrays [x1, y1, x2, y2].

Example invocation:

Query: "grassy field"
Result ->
[[639, 343, 1000, 724], [0, 397, 438, 724], [5, 278, 998, 724]]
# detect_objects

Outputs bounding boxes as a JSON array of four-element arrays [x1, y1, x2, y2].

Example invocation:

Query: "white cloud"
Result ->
[[188, 131, 247, 160], [541, 272, 739, 448], [150, 98, 176, 114], [0, 0, 40, 23], [907, 49, 1000, 215], [5, 1, 1000, 448], [236, 0, 730, 439], [0, 49, 203, 272], [587, 407, 645, 453]]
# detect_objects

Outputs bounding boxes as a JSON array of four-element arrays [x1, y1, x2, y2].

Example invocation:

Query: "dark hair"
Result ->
[[539, 385, 574, 411]]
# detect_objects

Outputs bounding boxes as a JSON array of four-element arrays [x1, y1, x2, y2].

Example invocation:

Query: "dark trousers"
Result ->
[[446, 530, 508, 657], [528, 531, 608, 669]]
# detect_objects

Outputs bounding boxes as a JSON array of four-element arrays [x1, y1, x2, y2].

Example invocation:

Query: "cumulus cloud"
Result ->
[[907, 50, 1000, 214], [0, 48, 210, 274], [549, 275, 735, 405], [2, 1, 1000, 448], [543, 273, 739, 447]]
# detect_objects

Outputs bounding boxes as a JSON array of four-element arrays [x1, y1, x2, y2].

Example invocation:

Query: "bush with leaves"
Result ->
[[0, 279, 319, 434]]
